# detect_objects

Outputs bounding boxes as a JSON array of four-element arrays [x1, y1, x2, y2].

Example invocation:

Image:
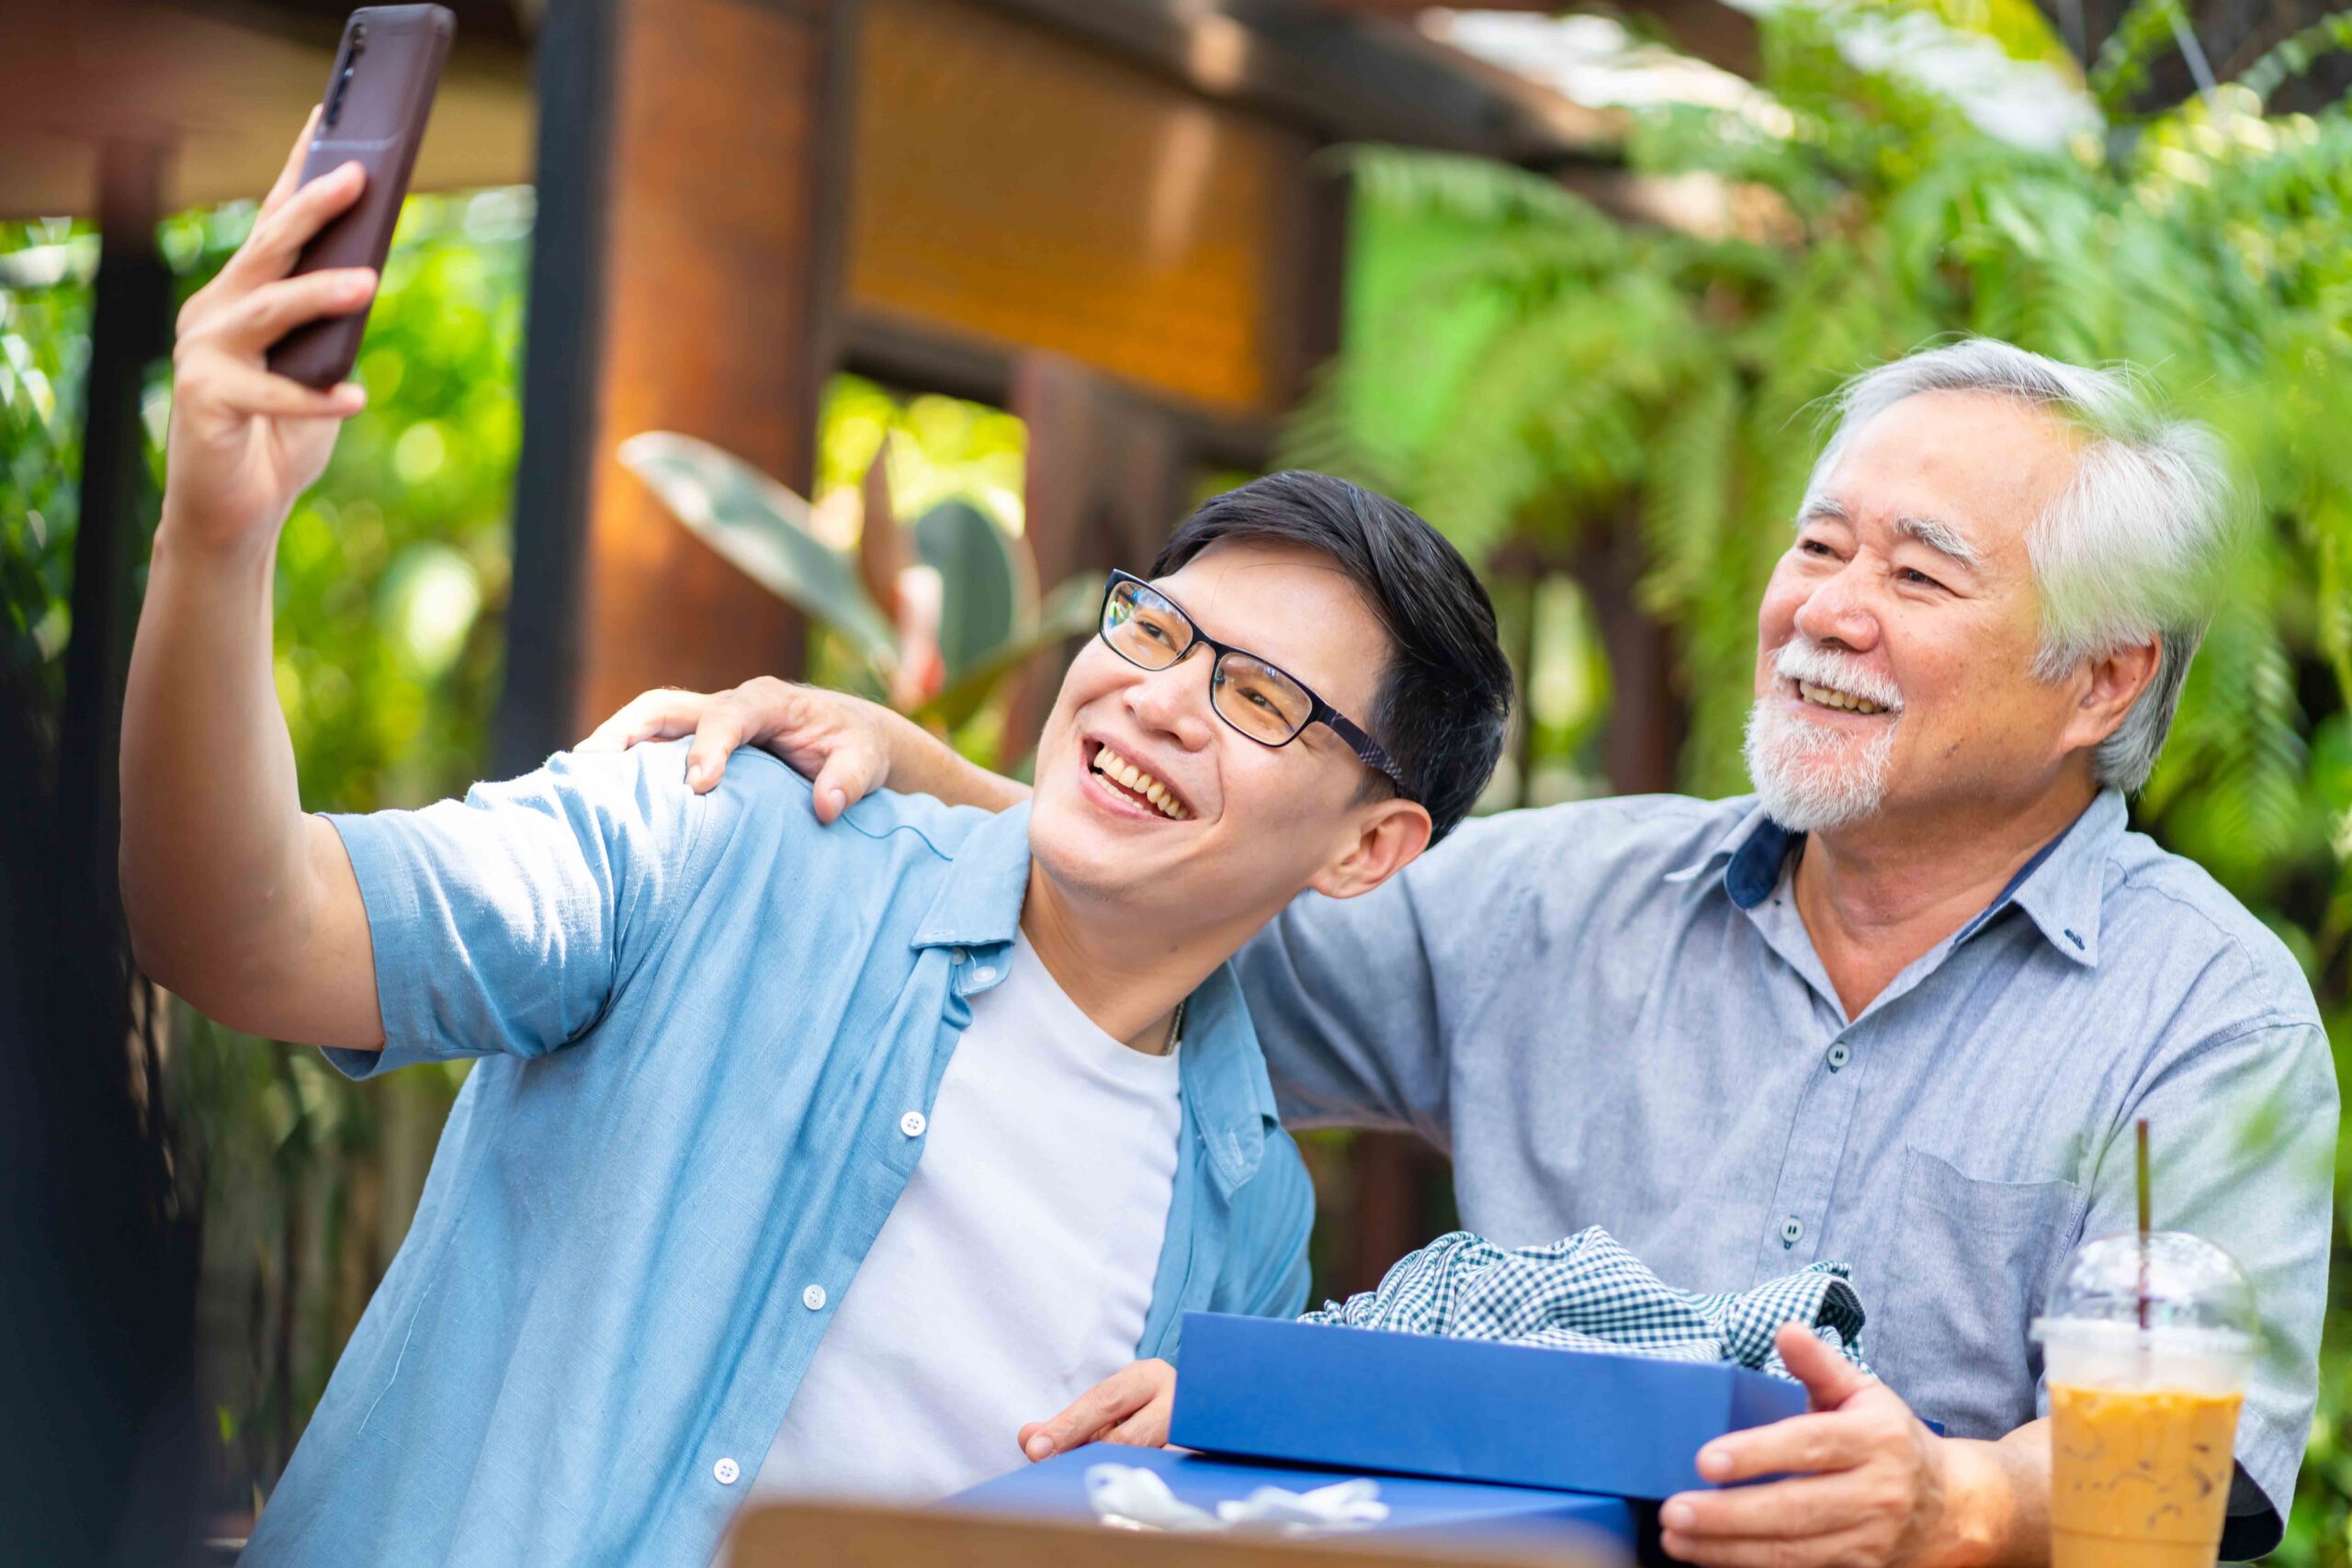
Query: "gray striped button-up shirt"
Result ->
[[1238, 787, 2335, 1559]]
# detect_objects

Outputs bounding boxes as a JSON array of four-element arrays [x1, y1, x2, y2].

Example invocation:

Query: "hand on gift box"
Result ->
[[1657, 1323, 1963, 1568], [1019, 1359, 1177, 1462]]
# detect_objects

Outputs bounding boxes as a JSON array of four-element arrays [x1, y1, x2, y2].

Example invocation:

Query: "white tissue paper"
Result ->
[[1084, 1462, 1390, 1534]]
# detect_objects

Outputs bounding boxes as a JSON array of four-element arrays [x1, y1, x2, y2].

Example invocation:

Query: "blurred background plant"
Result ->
[[619, 412, 1098, 760], [11, 0, 2352, 1551]]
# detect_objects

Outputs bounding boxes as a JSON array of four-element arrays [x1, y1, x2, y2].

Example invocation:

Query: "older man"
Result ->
[[605, 340, 2335, 1566]]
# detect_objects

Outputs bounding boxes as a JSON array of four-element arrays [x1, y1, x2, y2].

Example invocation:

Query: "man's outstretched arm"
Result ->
[[119, 115, 386, 1052]]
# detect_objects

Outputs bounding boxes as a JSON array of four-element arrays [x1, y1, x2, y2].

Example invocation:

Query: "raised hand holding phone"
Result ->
[[267, 5, 452, 389], [164, 109, 375, 553], [122, 85, 438, 1055]]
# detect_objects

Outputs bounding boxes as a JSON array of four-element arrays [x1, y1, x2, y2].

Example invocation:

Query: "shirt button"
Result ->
[[973, 964, 999, 985], [949, 948, 968, 966], [802, 1283, 827, 1311], [713, 1457, 740, 1485], [1826, 1043, 1851, 1071], [899, 1111, 927, 1138], [1781, 1216, 1804, 1247]]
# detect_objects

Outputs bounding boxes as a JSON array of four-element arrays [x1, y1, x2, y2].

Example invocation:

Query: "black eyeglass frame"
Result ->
[[1096, 570, 1414, 800]]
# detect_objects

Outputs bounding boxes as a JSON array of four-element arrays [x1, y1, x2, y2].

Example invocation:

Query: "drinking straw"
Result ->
[[2136, 1117, 2152, 1331]]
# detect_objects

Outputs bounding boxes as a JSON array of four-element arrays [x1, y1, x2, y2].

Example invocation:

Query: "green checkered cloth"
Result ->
[[1300, 1227, 1871, 1382]]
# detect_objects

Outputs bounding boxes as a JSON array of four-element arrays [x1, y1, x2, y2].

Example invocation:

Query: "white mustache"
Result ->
[[1773, 637, 1903, 711]]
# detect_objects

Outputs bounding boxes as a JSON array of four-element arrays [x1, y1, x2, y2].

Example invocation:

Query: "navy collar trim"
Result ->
[[1668, 792, 2119, 967]]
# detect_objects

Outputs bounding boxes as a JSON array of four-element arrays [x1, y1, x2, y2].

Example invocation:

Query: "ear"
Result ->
[[2061, 635, 2162, 755], [1308, 797, 1434, 902]]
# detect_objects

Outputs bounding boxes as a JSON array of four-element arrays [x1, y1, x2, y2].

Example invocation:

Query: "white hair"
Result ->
[[1804, 338, 2240, 793]]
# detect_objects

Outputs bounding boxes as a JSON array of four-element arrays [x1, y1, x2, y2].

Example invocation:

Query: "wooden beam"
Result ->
[[972, 0, 1618, 161], [0, 2, 531, 220], [1314, 0, 1760, 81]]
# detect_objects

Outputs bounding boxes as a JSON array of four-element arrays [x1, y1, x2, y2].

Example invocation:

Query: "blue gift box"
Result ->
[[949, 1440, 1635, 1556], [1167, 1311, 1808, 1502]]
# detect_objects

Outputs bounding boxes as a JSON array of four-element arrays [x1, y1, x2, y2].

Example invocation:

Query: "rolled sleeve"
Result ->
[[319, 740, 710, 1080], [2064, 1018, 2337, 1559]]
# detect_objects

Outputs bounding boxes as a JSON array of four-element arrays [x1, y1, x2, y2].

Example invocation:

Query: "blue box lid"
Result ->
[[949, 1440, 1635, 1554], [1168, 1312, 1806, 1501]]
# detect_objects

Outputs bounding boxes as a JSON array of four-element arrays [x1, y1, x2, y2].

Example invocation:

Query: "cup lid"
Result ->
[[2038, 1229, 2255, 1337]]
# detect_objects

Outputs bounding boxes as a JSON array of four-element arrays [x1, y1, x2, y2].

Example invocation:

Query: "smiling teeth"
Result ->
[[1095, 745, 1189, 819], [1799, 681, 1888, 716]]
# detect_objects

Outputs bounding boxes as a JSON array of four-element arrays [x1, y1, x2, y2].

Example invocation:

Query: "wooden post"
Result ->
[[1002, 352, 1188, 763], [1577, 519, 1685, 795], [39, 130, 201, 1566], [498, 0, 857, 771], [58, 138, 169, 905], [493, 0, 616, 777]]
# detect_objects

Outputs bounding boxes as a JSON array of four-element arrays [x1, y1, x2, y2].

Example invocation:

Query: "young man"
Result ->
[[118, 127, 1511, 1566]]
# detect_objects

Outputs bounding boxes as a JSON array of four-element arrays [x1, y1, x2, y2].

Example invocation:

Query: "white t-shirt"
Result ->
[[748, 931, 1185, 1504]]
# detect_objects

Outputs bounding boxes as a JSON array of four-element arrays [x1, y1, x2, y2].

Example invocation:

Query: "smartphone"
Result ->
[[266, 6, 455, 389]]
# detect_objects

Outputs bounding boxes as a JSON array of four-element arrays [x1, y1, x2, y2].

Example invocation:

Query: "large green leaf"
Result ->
[[911, 498, 1022, 681], [617, 431, 895, 662], [912, 570, 1102, 731]]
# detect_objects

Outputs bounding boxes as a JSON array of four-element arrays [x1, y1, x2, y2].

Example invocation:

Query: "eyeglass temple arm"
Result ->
[[1318, 708, 1410, 798]]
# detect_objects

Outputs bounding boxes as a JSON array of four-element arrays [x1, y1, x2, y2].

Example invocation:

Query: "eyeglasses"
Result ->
[[1096, 570, 1412, 799]]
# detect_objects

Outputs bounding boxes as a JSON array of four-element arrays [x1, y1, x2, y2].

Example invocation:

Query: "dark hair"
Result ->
[[1150, 471, 1512, 842]]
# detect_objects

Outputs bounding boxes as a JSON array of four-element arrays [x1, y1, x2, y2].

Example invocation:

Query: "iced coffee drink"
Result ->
[[2035, 1232, 2255, 1568]]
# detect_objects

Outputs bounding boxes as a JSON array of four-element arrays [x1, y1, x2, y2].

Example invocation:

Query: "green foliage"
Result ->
[[1301, 21, 2352, 1561], [0, 219, 95, 731], [917, 498, 1023, 680], [816, 372, 1028, 530]]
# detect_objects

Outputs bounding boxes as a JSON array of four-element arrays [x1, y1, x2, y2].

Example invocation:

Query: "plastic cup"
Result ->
[[2032, 1232, 2255, 1568]]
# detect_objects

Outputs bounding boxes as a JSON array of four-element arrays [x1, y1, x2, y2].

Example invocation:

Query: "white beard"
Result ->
[[1743, 635, 1906, 832], [1743, 691, 1901, 833]]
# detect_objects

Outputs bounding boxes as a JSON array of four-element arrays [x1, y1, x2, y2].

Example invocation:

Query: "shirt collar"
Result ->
[[1996, 788, 2121, 966], [908, 802, 1277, 1196], [1663, 800, 1789, 907], [1664, 790, 2120, 968], [910, 801, 1033, 952]]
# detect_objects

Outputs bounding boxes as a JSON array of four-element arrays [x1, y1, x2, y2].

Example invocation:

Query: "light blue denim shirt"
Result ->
[[241, 740, 1311, 1568], [1238, 788, 2335, 1560]]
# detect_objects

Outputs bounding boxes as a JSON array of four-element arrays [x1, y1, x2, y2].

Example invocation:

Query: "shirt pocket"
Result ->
[[1871, 1146, 2088, 1439]]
